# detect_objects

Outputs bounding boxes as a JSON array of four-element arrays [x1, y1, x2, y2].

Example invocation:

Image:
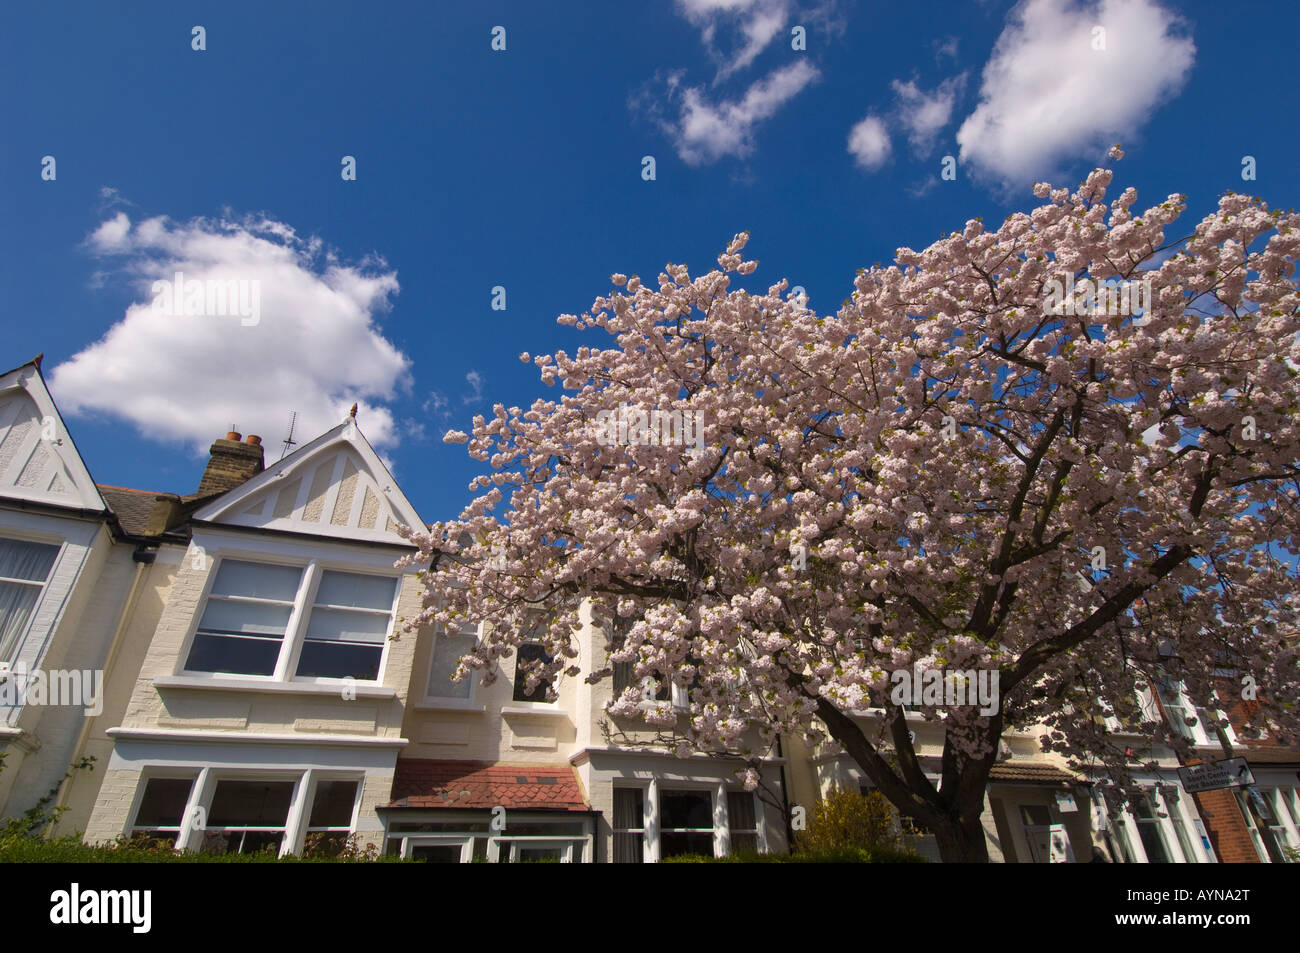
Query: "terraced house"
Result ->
[[2, 355, 1296, 863]]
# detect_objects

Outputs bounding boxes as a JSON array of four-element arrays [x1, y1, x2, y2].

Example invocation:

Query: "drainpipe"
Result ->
[[51, 545, 154, 822], [776, 734, 793, 853]]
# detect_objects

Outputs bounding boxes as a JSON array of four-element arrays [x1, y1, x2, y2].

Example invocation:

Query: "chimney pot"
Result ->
[[197, 432, 266, 497]]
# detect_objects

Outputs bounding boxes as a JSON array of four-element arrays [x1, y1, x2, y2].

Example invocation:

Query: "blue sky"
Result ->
[[1, 0, 1296, 523]]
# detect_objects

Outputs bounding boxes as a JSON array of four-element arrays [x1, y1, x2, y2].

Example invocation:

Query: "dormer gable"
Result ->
[[0, 359, 105, 512], [191, 416, 422, 546]]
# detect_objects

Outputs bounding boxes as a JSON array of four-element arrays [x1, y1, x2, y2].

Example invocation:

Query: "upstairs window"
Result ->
[[297, 571, 397, 679], [512, 642, 554, 702], [184, 558, 397, 682], [0, 537, 60, 663], [427, 621, 478, 701], [187, 561, 301, 676]]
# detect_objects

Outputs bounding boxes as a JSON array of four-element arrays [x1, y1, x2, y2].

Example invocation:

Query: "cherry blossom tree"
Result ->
[[401, 154, 1300, 862]]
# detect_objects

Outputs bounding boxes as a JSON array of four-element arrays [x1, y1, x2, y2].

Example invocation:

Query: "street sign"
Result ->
[[1217, 757, 1255, 787], [1177, 758, 1255, 793]]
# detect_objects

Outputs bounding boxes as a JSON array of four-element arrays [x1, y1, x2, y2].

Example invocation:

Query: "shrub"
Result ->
[[660, 846, 924, 863], [796, 786, 912, 854]]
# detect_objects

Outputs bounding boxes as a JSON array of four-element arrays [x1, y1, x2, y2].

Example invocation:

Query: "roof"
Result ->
[[1234, 747, 1300, 766], [385, 759, 590, 812], [988, 762, 1081, 785], [96, 484, 200, 542], [96, 485, 164, 536]]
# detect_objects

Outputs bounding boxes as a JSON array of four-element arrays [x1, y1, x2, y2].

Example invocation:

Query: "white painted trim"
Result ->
[[192, 421, 425, 545], [106, 727, 408, 748], [0, 368, 106, 512], [501, 705, 570, 718], [153, 675, 397, 699]]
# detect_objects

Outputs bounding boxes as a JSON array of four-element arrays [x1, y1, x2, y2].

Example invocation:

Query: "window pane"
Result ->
[[0, 581, 42, 662], [512, 643, 553, 701], [731, 832, 758, 854], [209, 560, 302, 601], [295, 640, 382, 680], [197, 598, 293, 637], [613, 789, 643, 830], [518, 846, 563, 862], [661, 833, 714, 858], [315, 571, 397, 610], [412, 844, 463, 862], [613, 832, 644, 863], [133, 778, 195, 827], [308, 780, 359, 828], [304, 606, 389, 643], [0, 538, 59, 582], [185, 632, 283, 676], [661, 791, 712, 830], [202, 830, 284, 855], [727, 791, 757, 831], [428, 633, 474, 698], [207, 780, 295, 827]]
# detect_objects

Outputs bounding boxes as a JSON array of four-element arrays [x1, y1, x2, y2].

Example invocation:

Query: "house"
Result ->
[[0, 358, 135, 823], [390, 598, 788, 861], [61, 414, 426, 856]]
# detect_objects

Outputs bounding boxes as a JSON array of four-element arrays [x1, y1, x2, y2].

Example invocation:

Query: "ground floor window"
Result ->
[[659, 789, 715, 859], [613, 788, 645, 863], [129, 777, 196, 847], [727, 791, 759, 854], [383, 815, 591, 862], [127, 770, 363, 857]]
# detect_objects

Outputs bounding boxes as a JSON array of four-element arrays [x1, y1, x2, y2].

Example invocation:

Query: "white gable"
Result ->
[[192, 418, 423, 546], [0, 364, 105, 512]]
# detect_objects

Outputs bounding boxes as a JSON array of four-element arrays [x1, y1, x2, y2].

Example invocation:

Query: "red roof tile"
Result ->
[[386, 759, 589, 812]]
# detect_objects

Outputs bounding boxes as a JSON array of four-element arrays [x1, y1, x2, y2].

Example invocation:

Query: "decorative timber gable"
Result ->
[[191, 416, 423, 546], [0, 359, 105, 512]]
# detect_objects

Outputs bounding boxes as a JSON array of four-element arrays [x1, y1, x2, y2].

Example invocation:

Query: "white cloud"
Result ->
[[956, 0, 1195, 186], [892, 75, 966, 157], [462, 370, 484, 405], [668, 60, 820, 165], [847, 115, 891, 170], [675, 0, 793, 80], [53, 211, 411, 453], [89, 212, 131, 253]]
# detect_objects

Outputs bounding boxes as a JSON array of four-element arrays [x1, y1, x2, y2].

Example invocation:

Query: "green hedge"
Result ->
[[661, 846, 926, 863], [0, 835, 410, 863]]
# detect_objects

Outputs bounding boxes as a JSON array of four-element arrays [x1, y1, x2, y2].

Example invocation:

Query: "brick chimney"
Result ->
[[196, 431, 265, 496]]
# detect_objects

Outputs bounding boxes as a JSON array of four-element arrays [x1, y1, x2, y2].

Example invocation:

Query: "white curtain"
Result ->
[[0, 539, 59, 663]]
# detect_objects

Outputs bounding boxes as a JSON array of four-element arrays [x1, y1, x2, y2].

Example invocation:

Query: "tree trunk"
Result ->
[[929, 810, 992, 863]]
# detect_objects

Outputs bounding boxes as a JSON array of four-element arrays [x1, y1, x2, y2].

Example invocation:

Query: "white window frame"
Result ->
[[657, 786, 719, 860], [126, 772, 201, 847], [0, 532, 64, 666], [612, 786, 648, 863], [179, 554, 400, 686], [131, 767, 365, 859], [423, 619, 481, 707], [404, 836, 475, 862], [489, 837, 581, 863]]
